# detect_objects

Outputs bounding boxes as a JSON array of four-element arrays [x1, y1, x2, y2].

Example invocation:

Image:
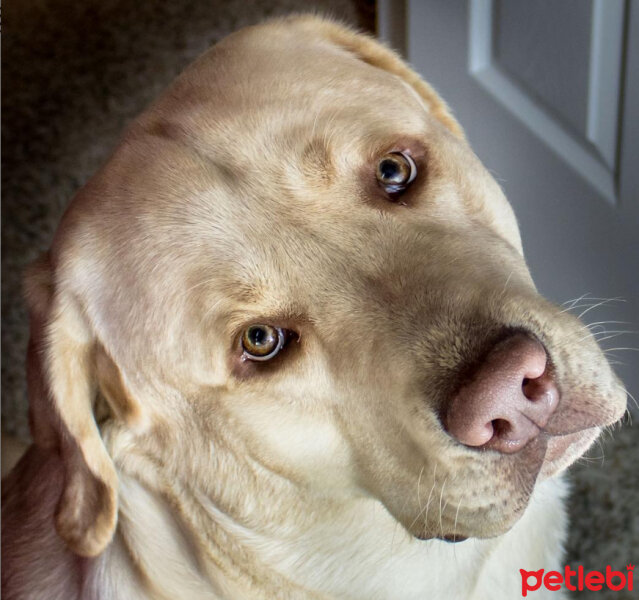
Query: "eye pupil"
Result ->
[[379, 158, 402, 182], [376, 151, 417, 195], [242, 325, 286, 360], [249, 326, 268, 345]]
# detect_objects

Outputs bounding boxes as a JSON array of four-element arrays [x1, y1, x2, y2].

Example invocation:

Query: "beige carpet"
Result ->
[[2, 1, 636, 597]]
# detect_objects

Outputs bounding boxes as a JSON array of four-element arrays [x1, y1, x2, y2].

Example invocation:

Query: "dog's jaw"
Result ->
[[99, 439, 569, 600]]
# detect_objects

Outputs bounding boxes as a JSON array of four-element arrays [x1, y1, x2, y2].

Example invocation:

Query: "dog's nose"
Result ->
[[445, 333, 559, 453]]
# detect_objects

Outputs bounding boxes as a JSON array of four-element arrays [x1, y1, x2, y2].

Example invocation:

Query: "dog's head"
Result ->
[[24, 16, 626, 557]]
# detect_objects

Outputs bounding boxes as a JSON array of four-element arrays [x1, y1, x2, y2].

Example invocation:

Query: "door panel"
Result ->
[[380, 0, 638, 411], [495, 0, 594, 139], [469, 0, 626, 203]]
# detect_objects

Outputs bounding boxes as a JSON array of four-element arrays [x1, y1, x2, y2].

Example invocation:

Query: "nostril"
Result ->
[[491, 418, 511, 438], [522, 372, 555, 403], [522, 377, 535, 400]]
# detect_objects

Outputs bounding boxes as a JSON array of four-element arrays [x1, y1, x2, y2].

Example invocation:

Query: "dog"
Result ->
[[1, 15, 627, 599]]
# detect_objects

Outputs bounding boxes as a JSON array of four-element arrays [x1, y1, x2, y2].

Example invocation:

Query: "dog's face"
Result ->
[[25, 17, 627, 557]]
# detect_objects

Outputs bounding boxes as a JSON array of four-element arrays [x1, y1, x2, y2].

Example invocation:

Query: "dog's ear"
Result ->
[[23, 254, 124, 557], [306, 18, 464, 139]]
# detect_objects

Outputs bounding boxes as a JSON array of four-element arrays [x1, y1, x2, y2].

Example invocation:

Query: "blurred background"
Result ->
[[2, 1, 637, 597]]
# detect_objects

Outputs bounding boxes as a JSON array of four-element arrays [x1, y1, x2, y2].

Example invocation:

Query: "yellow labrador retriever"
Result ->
[[1, 16, 627, 599]]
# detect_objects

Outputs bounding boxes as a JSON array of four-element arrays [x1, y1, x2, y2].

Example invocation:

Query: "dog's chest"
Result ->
[[213, 478, 567, 599], [98, 476, 567, 599]]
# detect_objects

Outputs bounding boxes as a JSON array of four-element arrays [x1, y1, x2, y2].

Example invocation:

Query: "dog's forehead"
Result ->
[[58, 30, 441, 273], [53, 22, 504, 334], [134, 22, 430, 164]]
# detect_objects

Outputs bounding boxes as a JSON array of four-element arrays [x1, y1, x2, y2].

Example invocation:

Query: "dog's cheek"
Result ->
[[224, 395, 359, 491]]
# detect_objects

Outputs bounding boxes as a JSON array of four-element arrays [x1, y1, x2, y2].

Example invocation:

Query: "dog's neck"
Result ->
[[95, 473, 480, 600], [87, 434, 568, 600]]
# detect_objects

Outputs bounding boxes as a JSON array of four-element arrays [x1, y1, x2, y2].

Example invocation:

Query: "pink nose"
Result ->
[[445, 333, 559, 453]]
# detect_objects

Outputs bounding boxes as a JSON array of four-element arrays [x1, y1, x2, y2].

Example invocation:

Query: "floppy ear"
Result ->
[[23, 254, 121, 557], [303, 17, 465, 139]]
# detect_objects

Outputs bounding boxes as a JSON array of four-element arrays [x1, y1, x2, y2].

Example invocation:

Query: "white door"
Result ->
[[380, 0, 639, 411]]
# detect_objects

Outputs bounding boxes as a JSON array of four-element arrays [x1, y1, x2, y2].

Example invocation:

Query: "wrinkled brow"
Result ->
[[300, 137, 334, 184]]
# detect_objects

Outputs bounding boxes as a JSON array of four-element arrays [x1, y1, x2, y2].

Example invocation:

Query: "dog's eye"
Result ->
[[376, 151, 417, 195], [241, 325, 287, 361]]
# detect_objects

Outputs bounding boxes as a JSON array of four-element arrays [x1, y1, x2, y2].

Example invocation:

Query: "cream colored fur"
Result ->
[[2, 16, 627, 599]]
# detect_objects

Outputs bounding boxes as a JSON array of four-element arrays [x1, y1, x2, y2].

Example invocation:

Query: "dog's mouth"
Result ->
[[435, 534, 468, 543], [539, 426, 601, 479], [412, 530, 469, 543], [415, 426, 604, 541], [399, 419, 609, 543]]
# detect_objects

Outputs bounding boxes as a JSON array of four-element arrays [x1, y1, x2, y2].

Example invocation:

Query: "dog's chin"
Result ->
[[417, 429, 602, 541], [402, 425, 606, 544], [410, 507, 525, 544]]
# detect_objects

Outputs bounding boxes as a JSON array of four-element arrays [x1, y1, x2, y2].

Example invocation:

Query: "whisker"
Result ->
[[576, 454, 605, 465], [408, 464, 437, 532], [586, 320, 631, 328], [560, 293, 592, 308], [559, 303, 598, 314], [603, 347, 639, 353], [567, 295, 626, 304], [577, 298, 626, 319], [596, 332, 638, 343], [421, 477, 436, 534], [500, 271, 514, 297], [593, 329, 637, 336], [594, 437, 605, 467], [391, 462, 420, 555], [551, 329, 601, 349], [587, 325, 607, 334], [438, 478, 447, 540], [453, 497, 462, 546], [558, 295, 626, 316], [623, 387, 638, 411]]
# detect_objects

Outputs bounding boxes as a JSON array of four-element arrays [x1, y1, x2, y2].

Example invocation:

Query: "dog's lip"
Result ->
[[538, 427, 600, 478], [436, 534, 468, 543], [538, 367, 628, 434], [413, 532, 469, 543]]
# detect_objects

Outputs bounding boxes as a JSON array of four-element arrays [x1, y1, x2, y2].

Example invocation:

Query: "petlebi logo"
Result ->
[[520, 564, 634, 596]]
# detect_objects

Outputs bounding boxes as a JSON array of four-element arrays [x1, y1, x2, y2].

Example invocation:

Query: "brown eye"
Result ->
[[241, 325, 286, 361], [376, 151, 417, 195]]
